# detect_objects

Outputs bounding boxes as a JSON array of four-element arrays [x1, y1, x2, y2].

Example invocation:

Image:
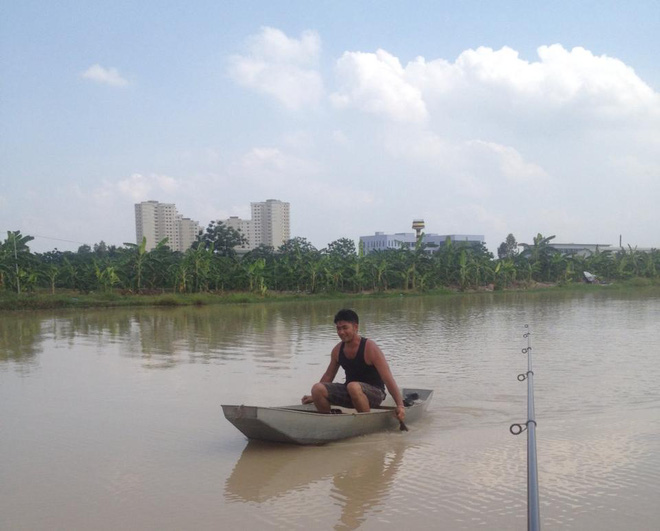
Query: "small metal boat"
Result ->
[[222, 387, 433, 445]]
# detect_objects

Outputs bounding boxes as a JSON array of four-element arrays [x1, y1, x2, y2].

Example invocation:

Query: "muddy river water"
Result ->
[[1, 289, 659, 530]]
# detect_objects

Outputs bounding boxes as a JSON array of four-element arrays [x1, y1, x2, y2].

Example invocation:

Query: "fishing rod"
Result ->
[[510, 324, 541, 531]]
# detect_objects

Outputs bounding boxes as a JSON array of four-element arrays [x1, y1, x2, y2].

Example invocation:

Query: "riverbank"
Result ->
[[2, 278, 659, 312]]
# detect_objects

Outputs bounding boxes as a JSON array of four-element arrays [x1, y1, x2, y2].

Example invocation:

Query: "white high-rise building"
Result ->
[[224, 216, 253, 252], [135, 201, 200, 252], [251, 199, 290, 249], [179, 216, 201, 252]]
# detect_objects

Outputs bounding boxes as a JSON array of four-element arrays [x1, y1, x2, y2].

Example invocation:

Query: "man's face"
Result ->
[[335, 320, 358, 343]]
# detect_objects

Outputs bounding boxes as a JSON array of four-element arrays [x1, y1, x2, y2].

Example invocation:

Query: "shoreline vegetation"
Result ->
[[2, 229, 658, 312], [2, 278, 658, 312]]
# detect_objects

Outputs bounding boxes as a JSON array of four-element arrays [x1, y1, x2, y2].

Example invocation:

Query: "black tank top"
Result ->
[[338, 337, 385, 390]]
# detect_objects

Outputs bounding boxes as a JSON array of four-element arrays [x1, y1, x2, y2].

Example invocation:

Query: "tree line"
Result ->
[[1, 225, 658, 296]]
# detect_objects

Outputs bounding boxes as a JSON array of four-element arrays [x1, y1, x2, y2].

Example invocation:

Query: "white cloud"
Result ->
[[330, 44, 660, 130], [228, 27, 323, 109], [81, 64, 129, 87], [535, 45, 656, 109], [437, 44, 659, 127], [331, 49, 428, 123], [247, 26, 320, 65], [117, 173, 180, 202], [381, 128, 548, 193], [467, 140, 548, 184]]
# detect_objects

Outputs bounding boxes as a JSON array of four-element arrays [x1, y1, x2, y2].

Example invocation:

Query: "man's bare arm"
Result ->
[[319, 348, 341, 382], [301, 349, 340, 404], [366, 341, 405, 420]]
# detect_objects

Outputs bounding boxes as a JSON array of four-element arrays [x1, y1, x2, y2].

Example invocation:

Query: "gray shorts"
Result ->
[[323, 382, 386, 409]]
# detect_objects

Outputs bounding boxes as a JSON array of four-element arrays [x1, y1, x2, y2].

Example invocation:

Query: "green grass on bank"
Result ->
[[0, 289, 418, 311], [1, 279, 658, 312]]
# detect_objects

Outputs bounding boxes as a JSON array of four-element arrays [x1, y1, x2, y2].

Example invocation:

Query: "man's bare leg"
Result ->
[[346, 382, 370, 412], [311, 382, 332, 413]]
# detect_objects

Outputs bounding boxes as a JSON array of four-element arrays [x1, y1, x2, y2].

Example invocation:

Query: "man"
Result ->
[[301, 309, 406, 422]]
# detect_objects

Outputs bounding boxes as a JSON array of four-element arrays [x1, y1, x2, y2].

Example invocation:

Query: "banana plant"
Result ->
[[122, 237, 149, 292], [184, 242, 213, 292], [495, 259, 517, 288], [246, 258, 267, 294], [40, 264, 61, 294], [94, 261, 120, 292]]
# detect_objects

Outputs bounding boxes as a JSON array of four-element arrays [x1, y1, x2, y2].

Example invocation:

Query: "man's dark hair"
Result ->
[[334, 309, 359, 324]]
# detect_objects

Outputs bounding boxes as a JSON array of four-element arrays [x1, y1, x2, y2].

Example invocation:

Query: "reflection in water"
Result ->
[[225, 439, 407, 530], [4, 289, 657, 374], [330, 442, 406, 530], [0, 313, 43, 373], [1, 302, 340, 370]]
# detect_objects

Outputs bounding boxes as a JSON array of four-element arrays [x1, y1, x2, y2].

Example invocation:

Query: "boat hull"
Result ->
[[222, 388, 433, 445]]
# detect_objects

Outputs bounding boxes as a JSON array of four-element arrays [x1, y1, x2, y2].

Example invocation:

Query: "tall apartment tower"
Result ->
[[178, 217, 200, 251], [224, 216, 253, 252], [135, 200, 200, 252], [251, 199, 290, 249]]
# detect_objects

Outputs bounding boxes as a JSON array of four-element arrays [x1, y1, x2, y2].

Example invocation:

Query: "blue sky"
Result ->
[[1, 1, 659, 253]]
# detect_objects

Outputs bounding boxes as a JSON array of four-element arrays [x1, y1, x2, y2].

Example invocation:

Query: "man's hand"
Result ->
[[301, 395, 314, 404], [395, 405, 406, 422]]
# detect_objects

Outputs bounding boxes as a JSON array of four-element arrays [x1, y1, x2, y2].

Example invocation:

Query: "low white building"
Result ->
[[360, 232, 485, 255], [546, 243, 612, 256], [542, 243, 656, 256]]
